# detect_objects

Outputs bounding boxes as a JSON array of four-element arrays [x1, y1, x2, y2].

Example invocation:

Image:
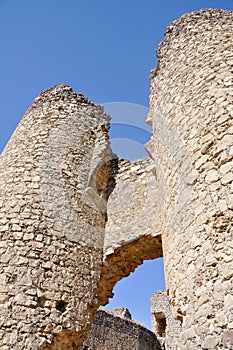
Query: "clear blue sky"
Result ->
[[1, 0, 232, 329]]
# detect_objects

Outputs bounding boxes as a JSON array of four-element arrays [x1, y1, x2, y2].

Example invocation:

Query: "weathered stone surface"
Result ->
[[221, 330, 233, 347], [151, 291, 181, 349], [0, 84, 162, 349], [0, 85, 112, 349], [0, 7, 232, 350], [202, 335, 219, 349], [150, 8, 233, 350], [83, 309, 161, 350]]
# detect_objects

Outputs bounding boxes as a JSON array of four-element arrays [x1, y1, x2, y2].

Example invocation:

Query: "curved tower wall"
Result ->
[[0, 85, 162, 349], [149, 9, 233, 349], [0, 85, 111, 349]]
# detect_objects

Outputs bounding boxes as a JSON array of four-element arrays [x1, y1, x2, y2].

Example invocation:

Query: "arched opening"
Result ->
[[102, 258, 165, 329], [84, 256, 166, 350], [93, 101, 165, 340]]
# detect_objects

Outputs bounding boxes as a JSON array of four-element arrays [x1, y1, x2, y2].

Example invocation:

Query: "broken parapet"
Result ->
[[113, 307, 132, 319], [83, 309, 162, 350]]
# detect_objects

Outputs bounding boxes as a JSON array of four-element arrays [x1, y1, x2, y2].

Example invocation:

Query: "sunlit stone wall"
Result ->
[[149, 8, 233, 350], [0, 85, 162, 349], [0, 85, 111, 349], [83, 308, 161, 350], [0, 8, 232, 350]]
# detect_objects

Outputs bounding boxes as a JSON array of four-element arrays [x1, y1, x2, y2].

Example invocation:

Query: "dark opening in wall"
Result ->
[[155, 312, 167, 337], [37, 296, 46, 307], [56, 300, 68, 313], [176, 308, 184, 325]]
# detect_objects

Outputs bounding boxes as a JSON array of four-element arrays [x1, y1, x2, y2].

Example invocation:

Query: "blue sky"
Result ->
[[1, 0, 232, 329]]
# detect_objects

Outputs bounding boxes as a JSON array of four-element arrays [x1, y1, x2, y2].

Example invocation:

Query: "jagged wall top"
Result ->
[[157, 8, 233, 62]]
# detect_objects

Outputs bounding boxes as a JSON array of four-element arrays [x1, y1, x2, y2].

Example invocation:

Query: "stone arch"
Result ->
[[96, 157, 163, 306], [97, 233, 163, 307]]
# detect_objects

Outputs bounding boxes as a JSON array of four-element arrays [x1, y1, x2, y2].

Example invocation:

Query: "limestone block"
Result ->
[[221, 330, 233, 348], [202, 335, 219, 349]]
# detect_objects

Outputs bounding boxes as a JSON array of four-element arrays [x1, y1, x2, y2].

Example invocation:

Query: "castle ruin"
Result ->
[[0, 8, 232, 350], [83, 308, 161, 350]]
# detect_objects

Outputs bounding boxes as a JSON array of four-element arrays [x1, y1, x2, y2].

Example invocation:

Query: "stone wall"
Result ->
[[0, 7, 232, 350], [149, 8, 233, 350], [151, 291, 180, 350], [0, 85, 162, 349], [83, 308, 161, 350], [0, 85, 112, 349], [97, 157, 163, 306]]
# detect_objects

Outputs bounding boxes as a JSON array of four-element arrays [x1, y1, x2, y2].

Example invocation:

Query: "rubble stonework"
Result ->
[[149, 8, 233, 350], [97, 157, 163, 307], [0, 85, 113, 349], [0, 7, 232, 350], [150, 291, 178, 349], [83, 309, 161, 350]]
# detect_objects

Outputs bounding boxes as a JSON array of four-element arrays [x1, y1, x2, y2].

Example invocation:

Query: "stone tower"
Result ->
[[149, 8, 233, 350], [0, 86, 113, 349], [0, 7, 232, 350], [0, 85, 162, 349]]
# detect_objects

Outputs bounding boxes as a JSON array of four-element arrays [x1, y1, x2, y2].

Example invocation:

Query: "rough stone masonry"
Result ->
[[149, 8, 233, 350], [0, 7, 232, 350], [83, 308, 161, 350]]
